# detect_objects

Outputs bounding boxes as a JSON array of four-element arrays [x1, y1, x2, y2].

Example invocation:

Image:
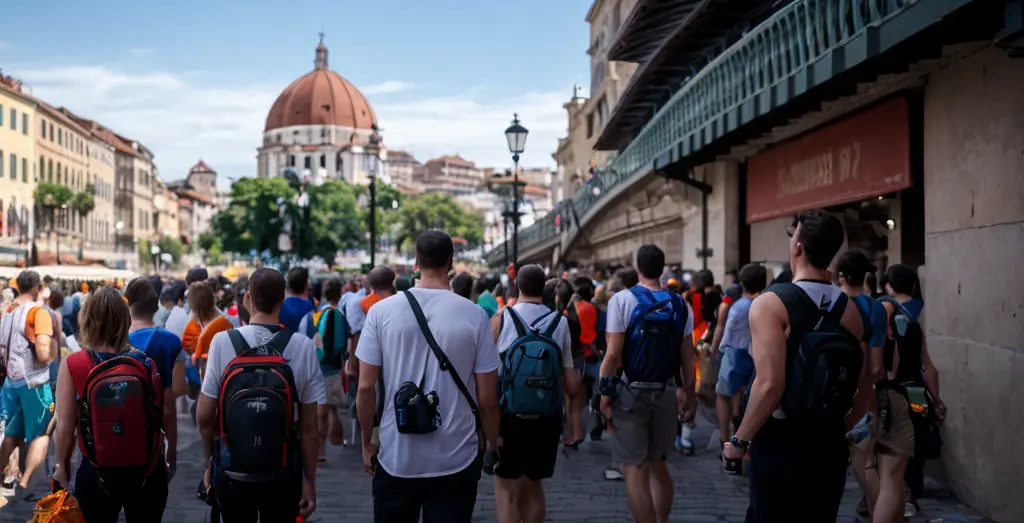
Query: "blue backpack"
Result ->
[[500, 308, 564, 416], [315, 307, 349, 368], [623, 287, 687, 384]]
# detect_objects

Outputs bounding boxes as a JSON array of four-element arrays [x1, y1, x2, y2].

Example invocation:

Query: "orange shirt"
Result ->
[[6, 303, 53, 340], [575, 300, 598, 345], [183, 316, 233, 363], [361, 292, 385, 313]]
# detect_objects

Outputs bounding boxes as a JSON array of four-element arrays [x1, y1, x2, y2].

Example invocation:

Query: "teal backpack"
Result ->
[[500, 308, 564, 416], [315, 307, 349, 368]]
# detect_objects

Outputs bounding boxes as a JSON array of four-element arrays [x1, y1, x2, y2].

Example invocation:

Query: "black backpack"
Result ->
[[215, 329, 299, 481], [772, 283, 863, 420]]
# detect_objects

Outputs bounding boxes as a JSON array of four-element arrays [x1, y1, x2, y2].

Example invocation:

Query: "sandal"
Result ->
[[565, 436, 585, 450]]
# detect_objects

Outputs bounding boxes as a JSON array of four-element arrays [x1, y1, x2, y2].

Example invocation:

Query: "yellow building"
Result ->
[[0, 74, 37, 263], [34, 101, 91, 264]]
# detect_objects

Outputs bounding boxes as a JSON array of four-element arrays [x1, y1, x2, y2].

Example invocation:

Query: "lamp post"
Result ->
[[151, 242, 161, 273], [364, 124, 383, 268], [504, 114, 528, 267]]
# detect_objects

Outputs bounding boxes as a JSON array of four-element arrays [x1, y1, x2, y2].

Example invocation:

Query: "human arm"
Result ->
[[51, 358, 77, 487], [732, 294, 788, 443], [172, 357, 187, 398], [474, 311, 501, 450], [354, 309, 381, 474], [709, 302, 732, 356], [297, 402, 319, 515]]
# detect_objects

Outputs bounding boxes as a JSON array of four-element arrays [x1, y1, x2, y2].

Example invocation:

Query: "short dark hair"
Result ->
[[451, 273, 474, 299], [693, 269, 714, 289], [48, 288, 65, 310], [555, 279, 574, 308], [573, 277, 594, 302], [791, 210, 845, 270], [395, 277, 412, 292], [884, 264, 918, 296], [186, 267, 209, 285], [836, 250, 875, 287], [159, 287, 178, 305], [249, 268, 286, 314], [542, 279, 558, 309], [16, 270, 40, 294], [738, 263, 767, 294], [286, 267, 309, 295], [615, 268, 639, 289], [415, 230, 454, 270], [516, 265, 546, 298], [323, 277, 343, 303], [635, 245, 665, 280], [147, 275, 164, 297], [124, 277, 159, 318], [368, 267, 396, 292]]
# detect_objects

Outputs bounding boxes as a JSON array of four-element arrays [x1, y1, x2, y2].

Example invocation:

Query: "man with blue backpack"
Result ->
[[489, 264, 581, 523], [598, 245, 695, 523]]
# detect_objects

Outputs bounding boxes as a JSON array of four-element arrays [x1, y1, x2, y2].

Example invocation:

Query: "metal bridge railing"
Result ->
[[485, 0, 910, 266]]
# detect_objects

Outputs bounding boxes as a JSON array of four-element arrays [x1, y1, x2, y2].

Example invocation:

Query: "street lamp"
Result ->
[[504, 113, 528, 267], [364, 124, 383, 268], [150, 242, 161, 273]]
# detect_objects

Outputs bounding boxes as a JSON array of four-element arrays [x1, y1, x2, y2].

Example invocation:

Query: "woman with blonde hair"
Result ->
[[180, 281, 232, 380], [51, 287, 168, 521]]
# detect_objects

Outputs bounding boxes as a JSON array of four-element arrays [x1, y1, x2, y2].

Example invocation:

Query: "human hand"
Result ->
[[599, 395, 613, 423], [675, 387, 685, 413], [362, 443, 379, 476], [203, 463, 212, 491], [50, 466, 69, 492], [723, 441, 745, 461], [934, 400, 946, 422], [299, 481, 317, 518]]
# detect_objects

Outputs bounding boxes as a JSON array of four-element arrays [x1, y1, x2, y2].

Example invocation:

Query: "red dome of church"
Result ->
[[264, 40, 377, 132]]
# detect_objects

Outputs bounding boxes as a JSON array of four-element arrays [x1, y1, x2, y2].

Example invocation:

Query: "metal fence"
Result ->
[[486, 0, 910, 266]]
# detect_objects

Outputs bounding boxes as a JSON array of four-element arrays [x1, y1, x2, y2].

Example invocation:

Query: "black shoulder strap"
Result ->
[[228, 329, 249, 356], [266, 329, 293, 355], [506, 307, 528, 338], [403, 291, 481, 432], [532, 310, 560, 337]]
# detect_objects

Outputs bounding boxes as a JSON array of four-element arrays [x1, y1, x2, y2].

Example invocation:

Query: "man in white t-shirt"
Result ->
[[197, 268, 324, 523], [355, 230, 500, 523], [490, 264, 580, 523], [599, 244, 695, 523]]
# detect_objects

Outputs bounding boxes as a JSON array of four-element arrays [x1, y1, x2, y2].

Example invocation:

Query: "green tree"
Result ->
[[71, 186, 96, 260], [34, 183, 75, 262], [301, 179, 363, 259], [394, 193, 484, 251], [212, 177, 294, 256], [157, 235, 184, 266]]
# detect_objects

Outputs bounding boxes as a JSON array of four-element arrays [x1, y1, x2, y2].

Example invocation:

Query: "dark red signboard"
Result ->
[[747, 97, 911, 223]]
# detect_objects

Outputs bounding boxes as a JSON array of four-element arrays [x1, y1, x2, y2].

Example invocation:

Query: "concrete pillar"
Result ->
[[680, 160, 741, 283], [921, 46, 1024, 523]]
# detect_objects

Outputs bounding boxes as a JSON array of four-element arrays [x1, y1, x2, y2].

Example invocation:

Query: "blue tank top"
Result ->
[[720, 296, 753, 351]]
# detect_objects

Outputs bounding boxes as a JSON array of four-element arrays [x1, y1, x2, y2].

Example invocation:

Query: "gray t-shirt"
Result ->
[[495, 302, 574, 369]]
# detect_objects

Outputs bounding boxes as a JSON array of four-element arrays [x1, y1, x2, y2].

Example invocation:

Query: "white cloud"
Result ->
[[127, 48, 153, 58], [15, 63, 566, 191], [362, 80, 414, 95]]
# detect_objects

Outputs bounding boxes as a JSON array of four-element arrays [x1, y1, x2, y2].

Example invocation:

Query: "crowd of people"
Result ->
[[0, 211, 943, 522]]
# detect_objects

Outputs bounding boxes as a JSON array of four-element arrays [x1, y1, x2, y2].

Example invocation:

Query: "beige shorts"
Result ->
[[610, 384, 678, 465], [875, 389, 915, 457], [319, 373, 347, 408]]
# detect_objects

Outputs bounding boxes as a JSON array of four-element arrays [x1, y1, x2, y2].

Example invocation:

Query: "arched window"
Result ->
[[320, 155, 326, 168]]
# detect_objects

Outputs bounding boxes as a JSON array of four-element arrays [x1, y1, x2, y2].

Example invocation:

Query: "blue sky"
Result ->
[[0, 0, 592, 189]]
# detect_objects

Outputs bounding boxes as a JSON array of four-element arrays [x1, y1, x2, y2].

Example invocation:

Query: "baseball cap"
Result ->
[[186, 268, 209, 285]]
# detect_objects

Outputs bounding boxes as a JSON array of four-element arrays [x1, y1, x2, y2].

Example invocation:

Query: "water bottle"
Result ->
[[850, 413, 873, 444]]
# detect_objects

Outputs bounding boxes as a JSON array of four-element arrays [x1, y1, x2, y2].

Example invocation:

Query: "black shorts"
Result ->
[[495, 414, 561, 481]]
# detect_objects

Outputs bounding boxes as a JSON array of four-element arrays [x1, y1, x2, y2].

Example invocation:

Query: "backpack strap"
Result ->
[[227, 330, 249, 356], [403, 291, 481, 433], [67, 350, 97, 399], [505, 307, 529, 338], [532, 310, 560, 338]]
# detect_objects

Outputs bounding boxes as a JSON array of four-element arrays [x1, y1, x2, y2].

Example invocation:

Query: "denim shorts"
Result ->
[[715, 347, 754, 398]]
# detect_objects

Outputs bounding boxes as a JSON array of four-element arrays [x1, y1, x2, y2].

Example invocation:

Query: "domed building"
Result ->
[[257, 37, 388, 185]]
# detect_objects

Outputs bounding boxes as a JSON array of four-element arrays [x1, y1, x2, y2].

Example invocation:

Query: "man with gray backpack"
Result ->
[[489, 264, 580, 523]]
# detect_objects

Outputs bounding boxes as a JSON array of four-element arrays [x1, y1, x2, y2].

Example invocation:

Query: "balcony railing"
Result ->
[[486, 0, 910, 265]]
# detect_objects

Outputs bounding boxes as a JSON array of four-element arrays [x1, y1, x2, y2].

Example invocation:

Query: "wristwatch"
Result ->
[[728, 435, 750, 451]]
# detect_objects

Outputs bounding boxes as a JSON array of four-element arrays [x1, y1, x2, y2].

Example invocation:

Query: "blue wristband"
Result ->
[[598, 376, 620, 397]]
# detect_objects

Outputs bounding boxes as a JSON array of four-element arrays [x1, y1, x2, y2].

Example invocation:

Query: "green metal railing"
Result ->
[[486, 0, 911, 266]]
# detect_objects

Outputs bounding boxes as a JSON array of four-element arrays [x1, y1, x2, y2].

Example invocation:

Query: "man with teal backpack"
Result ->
[[299, 276, 350, 459], [488, 264, 581, 523]]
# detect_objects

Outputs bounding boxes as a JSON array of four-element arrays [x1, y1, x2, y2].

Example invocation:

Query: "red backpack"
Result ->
[[67, 350, 164, 494], [215, 329, 298, 481]]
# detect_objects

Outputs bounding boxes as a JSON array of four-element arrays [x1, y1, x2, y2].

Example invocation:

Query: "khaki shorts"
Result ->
[[320, 373, 347, 408], [610, 384, 677, 465], [875, 389, 915, 457]]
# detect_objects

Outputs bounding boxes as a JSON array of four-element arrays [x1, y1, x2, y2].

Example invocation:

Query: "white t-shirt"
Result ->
[[164, 306, 189, 339], [200, 324, 326, 406], [495, 302, 574, 368], [606, 287, 695, 335], [345, 293, 367, 334], [355, 288, 499, 479]]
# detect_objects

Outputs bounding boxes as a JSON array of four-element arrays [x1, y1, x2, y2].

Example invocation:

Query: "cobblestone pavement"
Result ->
[[0, 407, 993, 522]]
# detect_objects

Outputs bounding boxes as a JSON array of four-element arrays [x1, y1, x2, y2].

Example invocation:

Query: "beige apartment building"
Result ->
[[151, 177, 180, 241], [0, 74, 36, 263], [35, 101, 92, 264], [385, 149, 425, 194], [552, 0, 638, 203], [422, 154, 483, 195]]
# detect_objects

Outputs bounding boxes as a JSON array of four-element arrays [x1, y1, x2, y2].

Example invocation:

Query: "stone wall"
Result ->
[[922, 46, 1024, 523]]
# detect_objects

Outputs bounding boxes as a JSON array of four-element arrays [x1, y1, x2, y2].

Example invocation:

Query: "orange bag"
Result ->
[[30, 490, 85, 523]]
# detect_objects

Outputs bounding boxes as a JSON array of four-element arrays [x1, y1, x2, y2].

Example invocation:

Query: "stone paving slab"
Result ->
[[0, 409, 993, 522]]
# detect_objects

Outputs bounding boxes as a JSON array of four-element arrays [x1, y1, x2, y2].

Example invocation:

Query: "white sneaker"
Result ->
[[604, 468, 623, 481], [904, 501, 917, 518], [0, 477, 18, 498]]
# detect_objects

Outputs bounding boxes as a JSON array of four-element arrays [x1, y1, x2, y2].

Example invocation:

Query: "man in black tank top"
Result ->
[[723, 210, 867, 523]]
